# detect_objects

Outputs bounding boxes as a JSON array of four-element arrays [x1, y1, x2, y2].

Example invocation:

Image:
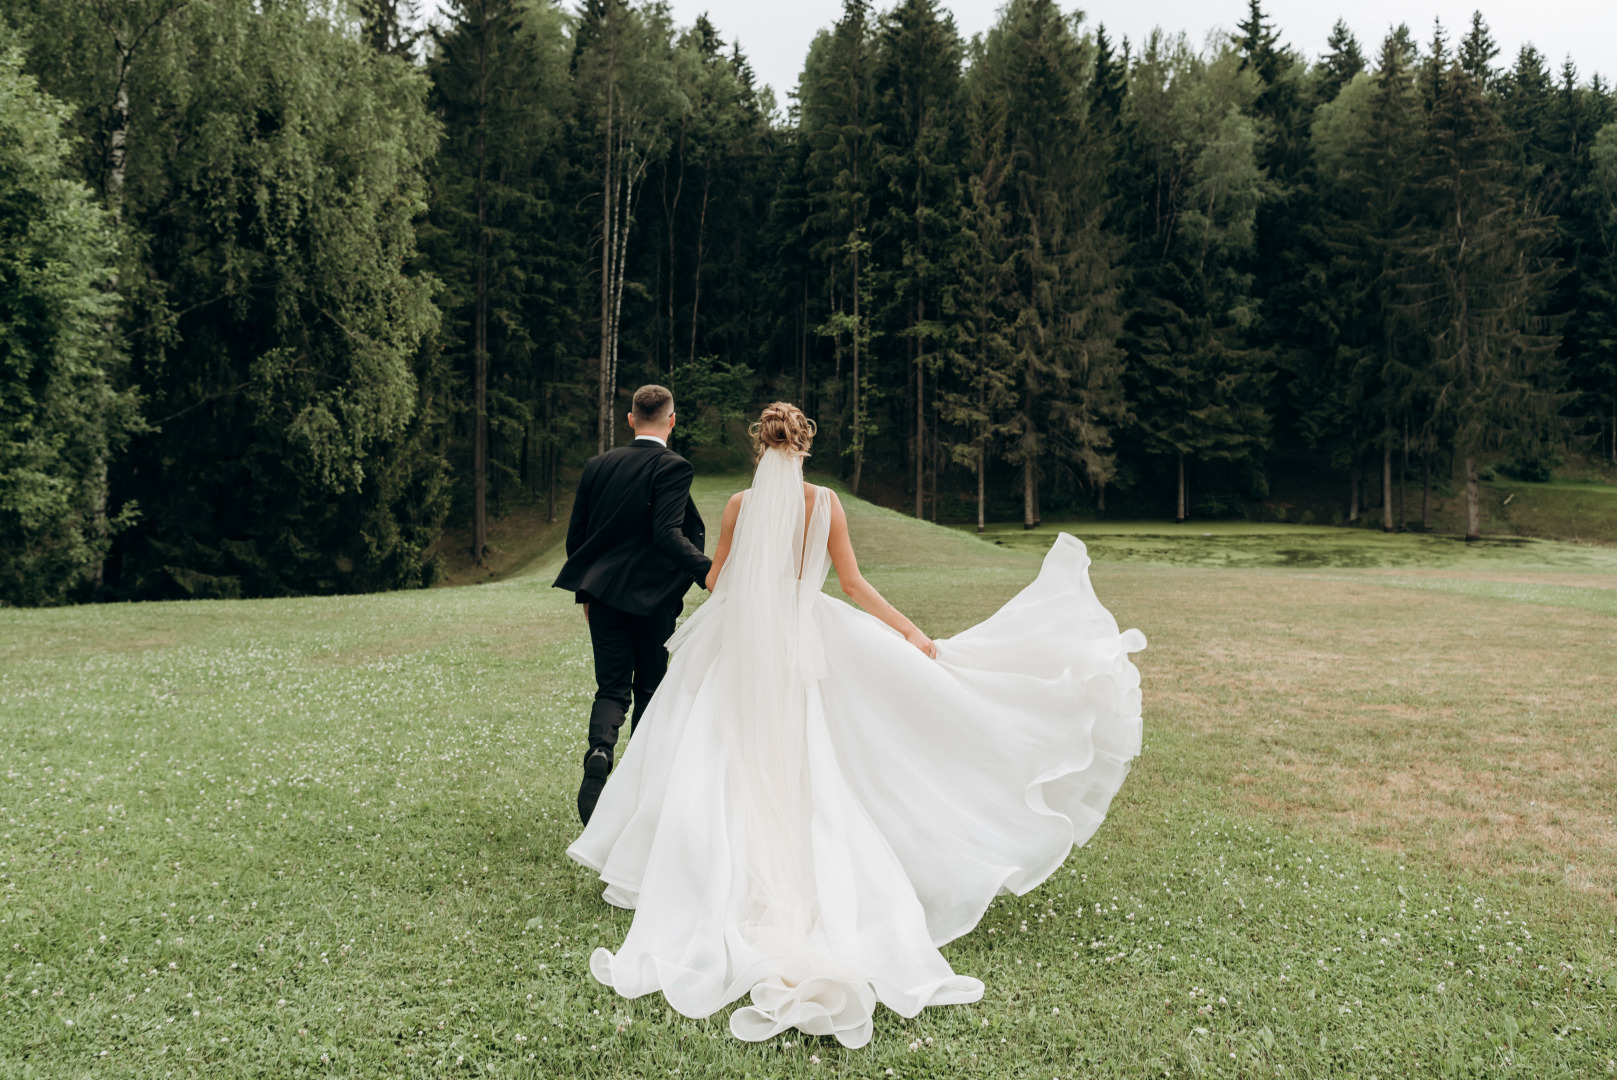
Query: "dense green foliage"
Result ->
[[2, 0, 1614, 603], [4, 0, 442, 602], [0, 28, 132, 606]]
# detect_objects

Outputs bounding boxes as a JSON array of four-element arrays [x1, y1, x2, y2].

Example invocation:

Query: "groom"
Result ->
[[554, 384, 712, 824]]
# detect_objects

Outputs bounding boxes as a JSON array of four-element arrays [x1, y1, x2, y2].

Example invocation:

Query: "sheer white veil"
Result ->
[[715, 448, 819, 931]]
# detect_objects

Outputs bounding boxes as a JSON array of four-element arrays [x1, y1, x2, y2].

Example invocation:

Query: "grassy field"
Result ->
[[3, 474, 1615, 1078]]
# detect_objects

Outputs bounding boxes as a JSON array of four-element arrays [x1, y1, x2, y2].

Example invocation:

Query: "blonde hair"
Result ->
[[749, 402, 816, 459]]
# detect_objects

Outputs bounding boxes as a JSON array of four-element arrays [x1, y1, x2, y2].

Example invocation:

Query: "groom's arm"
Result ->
[[650, 456, 714, 587]]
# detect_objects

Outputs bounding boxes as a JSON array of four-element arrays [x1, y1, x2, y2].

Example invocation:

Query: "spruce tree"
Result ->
[[1317, 20, 1365, 104], [873, 0, 964, 518], [428, 0, 571, 560], [1576, 116, 1617, 463], [941, 28, 1018, 531], [1407, 40, 1566, 539], [1309, 26, 1425, 529], [1122, 34, 1271, 520], [973, 0, 1126, 528], [800, 0, 878, 493]]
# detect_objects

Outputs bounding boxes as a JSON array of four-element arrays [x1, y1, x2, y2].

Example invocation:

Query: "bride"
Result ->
[[567, 403, 1145, 1048]]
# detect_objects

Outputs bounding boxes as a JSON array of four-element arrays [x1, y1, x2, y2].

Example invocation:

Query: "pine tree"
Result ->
[[873, 0, 964, 518], [1309, 25, 1425, 529], [800, 0, 878, 493], [1458, 12, 1500, 88], [1317, 20, 1365, 104], [1233, 1, 1310, 502], [1122, 33, 1272, 521], [1576, 112, 1617, 463], [942, 52, 1017, 531], [429, 0, 571, 561], [972, 0, 1127, 528], [1407, 40, 1566, 540]]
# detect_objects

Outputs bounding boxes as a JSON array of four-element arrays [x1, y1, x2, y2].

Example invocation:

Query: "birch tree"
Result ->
[[574, 0, 681, 453]]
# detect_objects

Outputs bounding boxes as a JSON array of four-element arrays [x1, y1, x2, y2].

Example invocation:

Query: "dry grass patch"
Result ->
[[1092, 564, 1617, 909], [1362, 568, 1617, 590]]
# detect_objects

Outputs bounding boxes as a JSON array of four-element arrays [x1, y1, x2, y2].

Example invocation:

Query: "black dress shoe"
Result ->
[[577, 747, 613, 824]]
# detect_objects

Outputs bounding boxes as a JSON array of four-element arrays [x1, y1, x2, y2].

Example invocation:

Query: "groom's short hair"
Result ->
[[632, 384, 674, 422]]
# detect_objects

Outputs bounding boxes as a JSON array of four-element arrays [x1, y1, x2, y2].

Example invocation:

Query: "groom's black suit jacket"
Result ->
[[553, 438, 711, 617]]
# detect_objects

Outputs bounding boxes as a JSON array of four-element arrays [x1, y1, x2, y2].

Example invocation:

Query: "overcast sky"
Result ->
[[421, 2, 1615, 109]]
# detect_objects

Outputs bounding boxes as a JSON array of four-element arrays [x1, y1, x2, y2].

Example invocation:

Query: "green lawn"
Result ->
[[3, 476, 1614, 1078]]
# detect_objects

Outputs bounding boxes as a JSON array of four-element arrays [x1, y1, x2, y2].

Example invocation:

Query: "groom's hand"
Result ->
[[582, 602, 590, 625]]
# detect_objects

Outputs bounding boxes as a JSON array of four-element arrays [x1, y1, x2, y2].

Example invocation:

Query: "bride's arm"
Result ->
[[703, 493, 744, 591], [825, 490, 937, 658]]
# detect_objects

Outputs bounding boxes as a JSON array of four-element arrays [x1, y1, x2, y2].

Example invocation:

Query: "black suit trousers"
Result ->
[[586, 600, 679, 757]]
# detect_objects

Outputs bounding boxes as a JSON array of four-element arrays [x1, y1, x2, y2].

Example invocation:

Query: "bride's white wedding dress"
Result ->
[[567, 448, 1145, 1048]]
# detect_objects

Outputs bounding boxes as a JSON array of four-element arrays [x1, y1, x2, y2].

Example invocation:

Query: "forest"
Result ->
[[2, 0, 1614, 605]]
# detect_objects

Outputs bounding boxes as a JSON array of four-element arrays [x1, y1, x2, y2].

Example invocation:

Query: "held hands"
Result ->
[[904, 627, 938, 660], [704, 565, 719, 591]]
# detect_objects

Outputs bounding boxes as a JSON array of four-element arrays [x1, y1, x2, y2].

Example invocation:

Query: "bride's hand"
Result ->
[[904, 628, 938, 660]]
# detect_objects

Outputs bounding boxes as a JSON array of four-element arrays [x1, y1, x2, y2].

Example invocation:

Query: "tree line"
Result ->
[[3, 0, 1615, 606]]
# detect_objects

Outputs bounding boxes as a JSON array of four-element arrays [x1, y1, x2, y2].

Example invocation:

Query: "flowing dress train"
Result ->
[[566, 449, 1145, 1047]]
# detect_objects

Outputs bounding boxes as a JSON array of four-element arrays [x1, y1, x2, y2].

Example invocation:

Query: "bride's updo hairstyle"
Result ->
[[750, 402, 816, 459]]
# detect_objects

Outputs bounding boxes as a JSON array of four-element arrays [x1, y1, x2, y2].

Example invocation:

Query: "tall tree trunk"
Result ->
[[472, 113, 489, 563], [977, 444, 986, 533], [519, 417, 530, 489], [545, 381, 557, 523], [1464, 452, 1480, 542], [914, 294, 924, 518], [664, 124, 685, 373], [687, 173, 710, 364], [608, 165, 633, 449], [1097, 479, 1106, 514], [850, 247, 863, 496], [1349, 463, 1360, 524], [1382, 440, 1394, 532], [929, 420, 938, 523], [596, 71, 615, 455], [1421, 450, 1431, 531], [1399, 418, 1409, 530], [1176, 453, 1187, 523], [1022, 447, 1038, 529]]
